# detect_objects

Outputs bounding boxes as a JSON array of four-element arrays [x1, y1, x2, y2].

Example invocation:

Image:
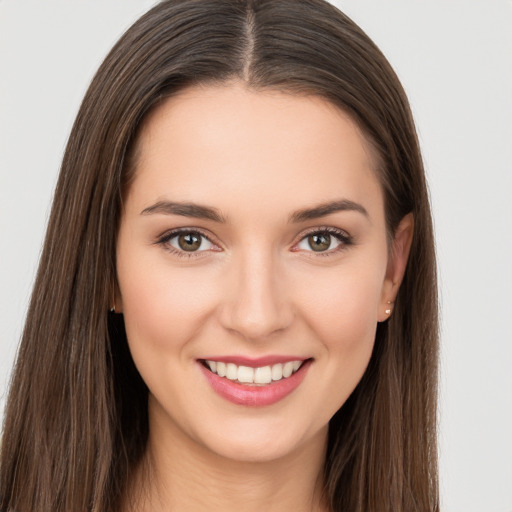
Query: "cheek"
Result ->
[[318, 283, 378, 371], [117, 247, 218, 360], [294, 256, 385, 387], [303, 273, 381, 420], [300, 261, 384, 337]]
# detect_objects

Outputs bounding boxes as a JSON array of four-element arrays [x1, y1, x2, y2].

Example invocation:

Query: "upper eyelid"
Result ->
[[294, 225, 351, 241], [157, 225, 352, 250], [158, 225, 350, 238], [158, 227, 217, 243], [300, 225, 349, 235], [156, 229, 220, 258]]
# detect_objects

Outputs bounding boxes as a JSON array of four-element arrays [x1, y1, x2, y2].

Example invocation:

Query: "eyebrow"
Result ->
[[141, 201, 227, 222], [289, 199, 369, 223], [140, 198, 369, 223]]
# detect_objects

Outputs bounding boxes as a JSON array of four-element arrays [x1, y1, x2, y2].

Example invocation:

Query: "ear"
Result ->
[[378, 213, 414, 322]]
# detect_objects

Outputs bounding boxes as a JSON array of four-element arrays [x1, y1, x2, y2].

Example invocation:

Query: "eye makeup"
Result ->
[[155, 225, 354, 260], [291, 226, 354, 257], [155, 227, 221, 259]]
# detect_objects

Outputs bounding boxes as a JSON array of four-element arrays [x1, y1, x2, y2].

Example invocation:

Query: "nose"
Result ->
[[218, 248, 294, 341]]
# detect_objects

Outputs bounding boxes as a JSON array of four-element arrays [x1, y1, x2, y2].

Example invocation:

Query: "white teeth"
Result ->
[[204, 359, 305, 384], [216, 362, 226, 377], [226, 363, 238, 380], [254, 366, 272, 384], [271, 363, 283, 381], [237, 365, 254, 383], [282, 361, 294, 378]]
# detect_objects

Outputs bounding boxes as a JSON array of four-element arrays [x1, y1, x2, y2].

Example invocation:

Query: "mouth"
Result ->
[[200, 359, 306, 386], [198, 357, 312, 406]]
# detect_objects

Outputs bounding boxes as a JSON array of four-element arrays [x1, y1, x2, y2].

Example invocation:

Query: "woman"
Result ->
[[0, 1, 438, 511]]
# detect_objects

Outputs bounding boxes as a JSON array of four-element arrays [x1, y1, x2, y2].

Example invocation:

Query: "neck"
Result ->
[[123, 407, 330, 512]]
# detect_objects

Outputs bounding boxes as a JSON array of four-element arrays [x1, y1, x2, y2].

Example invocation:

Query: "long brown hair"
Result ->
[[0, 1, 438, 510]]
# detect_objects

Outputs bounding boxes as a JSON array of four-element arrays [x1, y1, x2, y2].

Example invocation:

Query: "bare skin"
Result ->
[[116, 82, 413, 511], [124, 413, 329, 511]]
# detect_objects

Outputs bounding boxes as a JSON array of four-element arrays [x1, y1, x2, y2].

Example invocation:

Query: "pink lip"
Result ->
[[199, 359, 312, 407], [200, 355, 307, 367]]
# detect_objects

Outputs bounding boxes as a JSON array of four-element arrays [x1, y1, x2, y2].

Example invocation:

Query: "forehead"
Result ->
[[127, 83, 383, 222]]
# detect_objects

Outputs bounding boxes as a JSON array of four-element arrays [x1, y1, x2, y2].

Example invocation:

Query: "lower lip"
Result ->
[[199, 360, 311, 407]]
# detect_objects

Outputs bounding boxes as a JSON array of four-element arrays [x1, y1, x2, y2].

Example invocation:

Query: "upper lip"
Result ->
[[199, 355, 310, 367]]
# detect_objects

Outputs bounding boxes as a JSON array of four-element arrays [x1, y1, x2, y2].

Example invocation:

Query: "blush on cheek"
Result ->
[[306, 273, 381, 328], [303, 275, 380, 386], [121, 265, 218, 355]]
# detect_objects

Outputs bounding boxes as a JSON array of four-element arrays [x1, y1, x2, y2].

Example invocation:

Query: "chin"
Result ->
[[190, 415, 328, 465]]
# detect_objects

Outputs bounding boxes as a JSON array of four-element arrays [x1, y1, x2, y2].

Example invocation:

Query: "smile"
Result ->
[[202, 359, 304, 385], [199, 357, 312, 407]]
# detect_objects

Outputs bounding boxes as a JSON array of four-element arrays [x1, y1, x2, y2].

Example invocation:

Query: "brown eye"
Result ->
[[177, 232, 202, 251], [164, 231, 214, 253], [308, 233, 331, 252], [295, 229, 348, 254]]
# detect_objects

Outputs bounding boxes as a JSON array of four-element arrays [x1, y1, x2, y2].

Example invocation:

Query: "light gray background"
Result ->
[[1, 1, 511, 511]]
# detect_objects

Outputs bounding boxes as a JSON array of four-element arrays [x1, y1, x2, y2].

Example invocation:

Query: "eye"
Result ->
[[159, 229, 216, 254], [295, 228, 352, 254]]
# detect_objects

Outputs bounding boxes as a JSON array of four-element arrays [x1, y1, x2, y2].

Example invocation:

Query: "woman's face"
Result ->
[[116, 83, 409, 463]]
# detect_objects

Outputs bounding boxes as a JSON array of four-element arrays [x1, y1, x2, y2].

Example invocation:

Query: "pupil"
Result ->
[[309, 233, 330, 252], [178, 232, 201, 251]]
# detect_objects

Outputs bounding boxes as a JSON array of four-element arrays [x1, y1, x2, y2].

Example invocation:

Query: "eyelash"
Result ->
[[156, 226, 353, 259], [294, 226, 354, 257], [156, 228, 218, 259]]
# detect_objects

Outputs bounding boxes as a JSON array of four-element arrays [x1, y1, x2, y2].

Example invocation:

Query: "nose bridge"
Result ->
[[220, 244, 292, 340]]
